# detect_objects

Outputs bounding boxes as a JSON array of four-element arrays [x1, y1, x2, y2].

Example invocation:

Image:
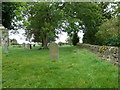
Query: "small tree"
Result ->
[[72, 32, 79, 46], [10, 39, 18, 45]]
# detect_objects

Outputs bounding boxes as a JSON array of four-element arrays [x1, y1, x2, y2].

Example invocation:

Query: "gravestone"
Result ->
[[0, 25, 4, 46], [22, 43, 25, 49], [0, 30, 2, 46], [3, 30, 9, 54], [49, 42, 59, 60], [27, 43, 30, 49]]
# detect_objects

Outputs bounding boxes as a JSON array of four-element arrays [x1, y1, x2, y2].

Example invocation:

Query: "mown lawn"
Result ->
[[2, 46, 118, 88]]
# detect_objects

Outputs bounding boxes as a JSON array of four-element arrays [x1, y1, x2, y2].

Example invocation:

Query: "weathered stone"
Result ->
[[27, 44, 30, 50], [0, 30, 2, 46], [77, 44, 119, 66], [49, 42, 59, 60], [22, 43, 25, 49], [3, 30, 9, 54], [0, 25, 9, 54]]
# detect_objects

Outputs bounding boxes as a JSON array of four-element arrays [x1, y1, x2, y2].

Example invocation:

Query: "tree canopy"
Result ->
[[2, 2, 119, 48], [2, 2, 20, 29]]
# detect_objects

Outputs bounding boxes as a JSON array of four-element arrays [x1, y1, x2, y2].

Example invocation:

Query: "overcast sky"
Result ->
[[9, 29, 84, 44]]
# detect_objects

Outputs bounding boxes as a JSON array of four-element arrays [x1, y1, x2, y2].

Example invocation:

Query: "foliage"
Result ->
[[95, 17, 119, 46], [72, 32, 79, 46], [14, 2, 103, 46], [62, 17, 81, 46], [106, 35, 120, 47], [77, 3, 102, 44], [2, 2, 20, 29], [2, 2, 119, 46], [98, 2, 112, 19], [66, 36, 72, 45], [10, 39, 18, 45], [0, 2, 1, 23], [2, 46, 118, 88], [60, 2, 103, 44], [24, 2, 64, 48]]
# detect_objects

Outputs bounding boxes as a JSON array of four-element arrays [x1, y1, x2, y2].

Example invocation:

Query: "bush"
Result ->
[[58, 42, 63, 46], [106, 36, 120, 47], [72, 33, 79, 46], [10, 39, 18, 45], [95, 17, 119, 46]]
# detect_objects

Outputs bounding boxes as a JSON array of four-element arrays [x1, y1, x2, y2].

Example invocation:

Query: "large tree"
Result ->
[[59, 2, 103, 45], [3, 2, 118, 48], [95, 2, 119, 46], [26, 2, 64, 48]]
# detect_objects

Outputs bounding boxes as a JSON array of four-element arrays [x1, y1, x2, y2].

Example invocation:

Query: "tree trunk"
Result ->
[[30, 44, 32, 49], [42, 39, 44, 47], [28, 36, 32, 49], [43, 40, 48, 49], [42, 34, 48, 49]]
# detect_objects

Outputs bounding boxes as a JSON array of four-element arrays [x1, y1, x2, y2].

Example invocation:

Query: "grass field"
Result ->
[[2, 46, 118, 88], [0, 46, 2, 89]]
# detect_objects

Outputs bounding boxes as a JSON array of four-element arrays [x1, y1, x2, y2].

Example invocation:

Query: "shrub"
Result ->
[[95, 17, 119, 46], [72, 32, 79, 46]]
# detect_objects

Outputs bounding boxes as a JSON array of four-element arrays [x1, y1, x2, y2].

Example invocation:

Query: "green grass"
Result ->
[[2, 46, 118, 88], [0, 46, 2, 89]]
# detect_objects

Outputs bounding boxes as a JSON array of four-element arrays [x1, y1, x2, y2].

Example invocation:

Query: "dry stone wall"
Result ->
[[77, 44, 119, 66]]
